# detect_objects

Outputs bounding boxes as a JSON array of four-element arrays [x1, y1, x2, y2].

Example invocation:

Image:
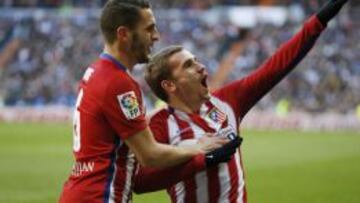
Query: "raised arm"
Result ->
[[214, 0, 348, 119]]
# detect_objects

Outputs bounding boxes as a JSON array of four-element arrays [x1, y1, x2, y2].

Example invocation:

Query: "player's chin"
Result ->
[[137, 54, 150, 64], [201, 88, 210, 100]]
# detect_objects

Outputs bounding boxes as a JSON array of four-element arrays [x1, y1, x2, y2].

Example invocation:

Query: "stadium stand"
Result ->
[[0, 1, 359, 115]]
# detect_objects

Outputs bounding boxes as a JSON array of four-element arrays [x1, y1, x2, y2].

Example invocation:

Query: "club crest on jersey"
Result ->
[[206, 107, 227, 124], [117, 91, 141, 120]]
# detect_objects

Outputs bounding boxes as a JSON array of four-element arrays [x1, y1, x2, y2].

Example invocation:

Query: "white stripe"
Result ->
[[167, 114, 185, 203], [235, 149, 245, 203], [168, 100, 242, 203], [108, 142, 123, 203], [195, 171, 208, 203], [211, 95, 245, 203], [188, 121, 205, 139], [174, 182, 186, 203], [218, 163, 231, 203], [121, 152, 136, 203], [168, 115, 181, 145], [186, 122, 210, 202], [170, 112, 211, 203]]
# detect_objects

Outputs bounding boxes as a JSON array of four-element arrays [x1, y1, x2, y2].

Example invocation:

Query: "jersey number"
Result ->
[[73, 89, 84, 152]]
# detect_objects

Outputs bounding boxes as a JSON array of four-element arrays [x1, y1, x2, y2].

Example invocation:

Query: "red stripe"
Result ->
[[207, 166, 220, 203], [217, 110, 226, 120], [173, 114, 197, 203], [221, 117, 228, 128], [243, 186, 248, 203], [227, 156, 239, 203], [220, 118, 240, 203], [153, 110, 178, 202], [168, 186, 178, 203], [183, 178, 198, 203], [189, 114, 216, 133]]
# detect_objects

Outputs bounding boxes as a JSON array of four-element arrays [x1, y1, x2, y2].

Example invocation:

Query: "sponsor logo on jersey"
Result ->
[[117, 91, 142, 120], [71, 161, 95, 177]]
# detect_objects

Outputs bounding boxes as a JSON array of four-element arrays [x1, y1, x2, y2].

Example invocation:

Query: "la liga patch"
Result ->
[[117, 91, 142, 120]]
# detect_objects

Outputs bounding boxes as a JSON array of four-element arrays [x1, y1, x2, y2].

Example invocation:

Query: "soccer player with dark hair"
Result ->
[[59, 0, 240, 202], [134, 0, 349, 202]]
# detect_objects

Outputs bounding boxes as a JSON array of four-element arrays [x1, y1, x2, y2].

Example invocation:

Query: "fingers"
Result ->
[[198, 135, 229, 145], [204, 136, 243, 167], [203, 133, 216, 137], [205, 137, 230, 151], [203, 135, 242, 153], [205, 146, 234, 167], [214, 137, 230, 145], [201, 143, 224, 153]]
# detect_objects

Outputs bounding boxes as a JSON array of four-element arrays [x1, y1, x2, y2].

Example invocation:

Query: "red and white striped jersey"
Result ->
[[59, 53, 147, 203], [149, 96, 246, 203], [147, 15, 325, 203]]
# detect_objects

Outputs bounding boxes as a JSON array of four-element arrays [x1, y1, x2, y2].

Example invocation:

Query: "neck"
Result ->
[[168, 96, 204, 114], [103, 44, 136, 72]]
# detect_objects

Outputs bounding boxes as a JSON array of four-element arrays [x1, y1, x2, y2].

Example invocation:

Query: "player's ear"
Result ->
[[116, 26, 130, 41], [161, 80, 176, 94]]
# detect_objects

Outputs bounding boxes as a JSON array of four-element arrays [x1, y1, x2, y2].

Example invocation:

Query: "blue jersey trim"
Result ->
[[100, 53, 127, 71], [103, 137, 121, 203]]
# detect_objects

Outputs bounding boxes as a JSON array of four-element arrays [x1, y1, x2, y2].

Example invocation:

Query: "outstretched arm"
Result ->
[[214, 0, 348, 120]]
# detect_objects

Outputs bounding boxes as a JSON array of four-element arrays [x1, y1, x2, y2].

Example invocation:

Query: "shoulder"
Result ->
[[209, 94, 237, 117], [148, 108, 170, 126], [88, 59, 142, 108], [94, 62, 138, 97], [85, 60, 130, 87], [148, 108, 171, 143], [209, 93, 229, 107]]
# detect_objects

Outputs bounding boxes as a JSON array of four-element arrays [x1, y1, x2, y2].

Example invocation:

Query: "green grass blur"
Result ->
[[0, 123, 359, 203]]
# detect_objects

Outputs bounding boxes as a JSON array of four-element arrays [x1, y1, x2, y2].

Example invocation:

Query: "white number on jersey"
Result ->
[[73, 89, 83, 152], [73, 67, 94, 152]]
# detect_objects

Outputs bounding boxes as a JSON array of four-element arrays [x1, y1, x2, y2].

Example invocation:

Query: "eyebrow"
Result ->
[[182, 58, 193, 68], [146, 22, 156, 30]]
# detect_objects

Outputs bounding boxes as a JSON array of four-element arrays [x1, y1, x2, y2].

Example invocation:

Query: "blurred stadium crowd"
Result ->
[[1, 0, 359, 8], [0, 1, 359, 114]]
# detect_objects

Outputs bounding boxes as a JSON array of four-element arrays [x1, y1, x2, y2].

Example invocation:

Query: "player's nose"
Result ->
[[152, 28, 160, 42], [197, 63, 207, 74]]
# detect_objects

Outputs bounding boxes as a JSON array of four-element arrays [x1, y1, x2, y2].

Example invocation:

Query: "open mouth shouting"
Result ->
[[201, 75, 208, 88]]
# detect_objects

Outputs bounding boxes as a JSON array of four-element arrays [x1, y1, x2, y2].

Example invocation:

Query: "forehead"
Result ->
[[168, 50, 195, 69], [138, 8, 156, 26]]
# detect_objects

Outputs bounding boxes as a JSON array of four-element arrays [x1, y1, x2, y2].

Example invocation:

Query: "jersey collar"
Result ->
[[100, 53, 127, 72]]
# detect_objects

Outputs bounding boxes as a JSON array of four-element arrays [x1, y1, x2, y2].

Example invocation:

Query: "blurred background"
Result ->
[[0, 0, 359, 114], [0, 1, 359, 203]]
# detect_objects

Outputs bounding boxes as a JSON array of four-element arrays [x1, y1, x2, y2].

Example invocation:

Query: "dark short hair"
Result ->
[[145, 45, 183, 102], [100, 0, 150, 44]]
